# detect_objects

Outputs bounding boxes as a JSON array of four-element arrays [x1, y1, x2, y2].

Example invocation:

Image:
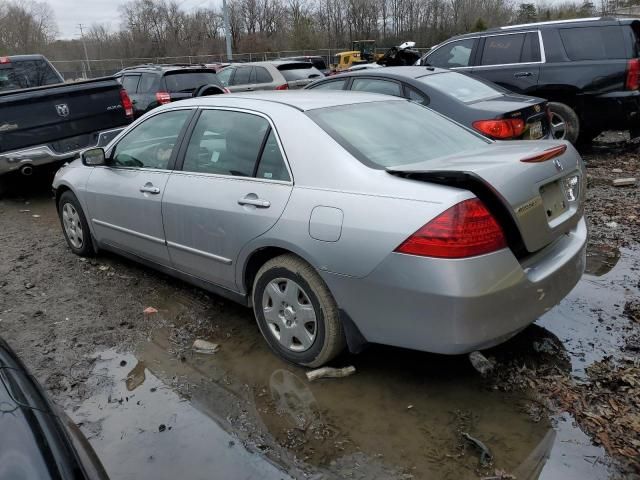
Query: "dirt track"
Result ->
[[0, 138, 639, 479]]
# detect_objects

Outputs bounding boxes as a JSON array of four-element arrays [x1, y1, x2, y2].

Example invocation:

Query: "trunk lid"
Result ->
[[471, 96, 550, 140], [387, 141, 586, 254]]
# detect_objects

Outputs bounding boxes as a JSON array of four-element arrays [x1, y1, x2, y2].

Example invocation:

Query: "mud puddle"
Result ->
[[73, 255, 637, 480]]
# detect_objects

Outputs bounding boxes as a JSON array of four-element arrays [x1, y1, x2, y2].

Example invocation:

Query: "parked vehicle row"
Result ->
[[216, 60, 324, 92], [0, 55, 133, 178], [53, 91, 586, 367]]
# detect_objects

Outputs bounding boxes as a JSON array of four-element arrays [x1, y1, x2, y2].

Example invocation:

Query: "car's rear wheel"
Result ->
[[252, 254, 345, 367], [58, 191, 95, 257], [548, 102, 580, 144]]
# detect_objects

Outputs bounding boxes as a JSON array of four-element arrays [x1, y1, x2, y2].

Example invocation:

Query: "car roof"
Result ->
[[326, 66, 450, 80], [116, 64, 215, 75], [4, 54, 47, 62], [167, 90, 404, 112], [230, 60, 315, 67]]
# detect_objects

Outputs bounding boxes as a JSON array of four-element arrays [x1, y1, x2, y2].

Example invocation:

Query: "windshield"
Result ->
[[307, 100, 488, 168], [0, 59, 62, 92], [163, 72, 220, 93], [418, 72, 503, 103]]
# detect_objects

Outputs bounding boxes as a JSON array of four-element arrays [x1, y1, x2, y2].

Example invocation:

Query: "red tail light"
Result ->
[[119, 89, 133, 118], [0, 56, 10, 64], [626, 58, 640, 91], [275, 83, 289, 90], [394, 198, 507, 259], [521, 144, 567, 163], [155, 91, 171, 104], [472, 118, 526, 140]]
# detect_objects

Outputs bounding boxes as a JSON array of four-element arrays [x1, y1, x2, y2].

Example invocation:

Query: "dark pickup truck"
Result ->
[[0, 55, 133, 176]]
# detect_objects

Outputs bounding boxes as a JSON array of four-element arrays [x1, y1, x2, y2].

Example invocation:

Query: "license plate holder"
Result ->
[[528, 121, 543, 139], [540, 180, 568, 222]]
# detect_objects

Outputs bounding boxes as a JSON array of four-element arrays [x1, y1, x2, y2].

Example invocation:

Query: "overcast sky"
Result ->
[[51, 0, 218, 39]]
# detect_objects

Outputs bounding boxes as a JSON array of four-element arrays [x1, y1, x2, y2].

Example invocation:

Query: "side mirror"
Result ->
[[82, 147, 106, 166]]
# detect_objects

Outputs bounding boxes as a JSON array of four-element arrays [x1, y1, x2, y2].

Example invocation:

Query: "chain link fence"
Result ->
[[50, 46, 429, 80]]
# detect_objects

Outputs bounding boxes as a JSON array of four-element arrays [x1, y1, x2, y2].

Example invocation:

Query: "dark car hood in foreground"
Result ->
[[0, 338, 108, 480]]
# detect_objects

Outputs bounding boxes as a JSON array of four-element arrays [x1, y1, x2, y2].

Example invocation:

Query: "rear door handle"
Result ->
[[238, 197, 270, 208], [514, 71, 533, 78], [140, 185, 160, 194]]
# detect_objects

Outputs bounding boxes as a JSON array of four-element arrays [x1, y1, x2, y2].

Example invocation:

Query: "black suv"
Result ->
[[419, 17, 640, 143], [114, 64, 226, 118]]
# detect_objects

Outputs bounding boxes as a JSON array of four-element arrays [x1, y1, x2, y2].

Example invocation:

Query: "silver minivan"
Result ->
[[216, 61, 324, 92]]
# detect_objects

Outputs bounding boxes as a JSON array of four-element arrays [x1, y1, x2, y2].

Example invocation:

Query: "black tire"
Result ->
[[252, 254, 346, 367], [548, 102, 580, 144], [58, 191, 95, 257]]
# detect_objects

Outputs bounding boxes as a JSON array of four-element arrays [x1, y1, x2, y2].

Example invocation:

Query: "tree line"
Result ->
[[1, 0, 639, 62]]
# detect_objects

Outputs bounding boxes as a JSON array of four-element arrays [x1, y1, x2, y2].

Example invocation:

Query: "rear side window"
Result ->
[[138, 73, 158, 93], [163, 72, 220, 93], [481, 33, 526, 66], [182, 109, 270, 177], [418, 72, 503, 103], [351, 78, 402, 97], [310, 79, 346, 90], [231, 67, 252, 85], [121, 75, 140, 93], [0, 59, 62, 91], [308, 101, 487, 169], [559, 26, 627, 60], [254, 67, 273, 84], [277, 64, 323, 81]]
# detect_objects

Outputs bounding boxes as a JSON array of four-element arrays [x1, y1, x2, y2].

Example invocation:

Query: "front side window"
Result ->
[[254, 67, 273, 84], [182, 110, 271, 177], [427, 39, 476, 68], [351, 78, 402, 97], [418, 72, 503, 103], [308, 100, 488, 169], [111, 110, 191, 169], [480, 33, 526, 66], [231, 67, 252, 85]]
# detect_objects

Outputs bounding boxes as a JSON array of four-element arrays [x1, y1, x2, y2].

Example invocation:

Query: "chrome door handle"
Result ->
[[514, 71, 533, 78], [238, 197, 270, 208], [140, 186, 160, 194]]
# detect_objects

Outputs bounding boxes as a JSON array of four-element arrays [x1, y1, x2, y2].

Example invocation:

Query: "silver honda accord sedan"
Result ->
[[52, 91, 587, 367]]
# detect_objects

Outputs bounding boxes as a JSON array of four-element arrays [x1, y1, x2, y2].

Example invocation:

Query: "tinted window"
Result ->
[[255, 67, 273, 84], [256, 130, 290, 181], [351, 78, 402, 97], [559, 26, 626, 60], [308, 101, 487, 169], [231, 67, 252, 85], [481, 33, 526, 66], [112, 110, 191, 169], [121, 75, 140, 93], [521, 32, 541, 63], [138, 73, 158, 93], [278, 65, 323, 81], [217, 67, 233, 86], [164, 72, 220, 93], [0, 59, 61, 91], [309, 58, 327, 70], [406, 87, 428, 104], [310, 79, 346, 90], [418, 72, 502, 103], [182, 110, 270, 177], [427, 39, 475, 68]]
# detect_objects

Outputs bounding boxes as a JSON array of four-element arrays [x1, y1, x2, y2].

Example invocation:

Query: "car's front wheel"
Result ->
[[58, 191, 95, 257], [252, 254, 345, 367]]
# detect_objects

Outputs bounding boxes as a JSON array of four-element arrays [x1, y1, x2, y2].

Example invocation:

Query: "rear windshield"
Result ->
[[0, 59, 62, 92], [163, 71, 220, 93], [277, 64, 324, 81], [307, 101, 488, 169], [559, 26, 627, 60], [309, 58, 327, 70], [418, 72, 503, 103]]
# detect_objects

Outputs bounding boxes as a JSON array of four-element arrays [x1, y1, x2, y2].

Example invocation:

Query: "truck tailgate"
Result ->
[[0, 78, 130, 154]]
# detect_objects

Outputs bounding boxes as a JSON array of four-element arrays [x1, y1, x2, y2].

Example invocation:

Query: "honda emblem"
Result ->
[[553, 158, 563, 171], [55, 103, 70, 117]]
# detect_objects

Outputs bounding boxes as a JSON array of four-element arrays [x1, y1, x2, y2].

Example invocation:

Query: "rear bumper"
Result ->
[[585, 90, 640, 131], [323, 216, 587, 354], [0, 127, 123, 175]]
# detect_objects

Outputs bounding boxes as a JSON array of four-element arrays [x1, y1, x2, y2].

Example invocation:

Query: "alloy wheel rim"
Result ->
[[62, 203, 83, 249], [550, 112, 567, 140], [262, 278, 317, 352]]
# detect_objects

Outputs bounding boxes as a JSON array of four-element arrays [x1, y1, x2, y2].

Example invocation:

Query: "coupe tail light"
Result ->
[[472, 118, 526, 140], [520, 144, 567, 163], [394, 198, 507, 259], [119, 89, 133, 118], [155, 91, 172, 104], [626, 58, 640, 90], [0, 56, 10, 64], [275, 83, 289, 90]]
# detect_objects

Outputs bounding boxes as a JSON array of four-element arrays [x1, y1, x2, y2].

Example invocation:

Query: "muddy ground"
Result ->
[[0, 137, 639, 480]]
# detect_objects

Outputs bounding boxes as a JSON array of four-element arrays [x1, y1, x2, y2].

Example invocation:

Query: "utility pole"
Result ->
[[78, 24, 92, 77], [222, 0, 233, 61]]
